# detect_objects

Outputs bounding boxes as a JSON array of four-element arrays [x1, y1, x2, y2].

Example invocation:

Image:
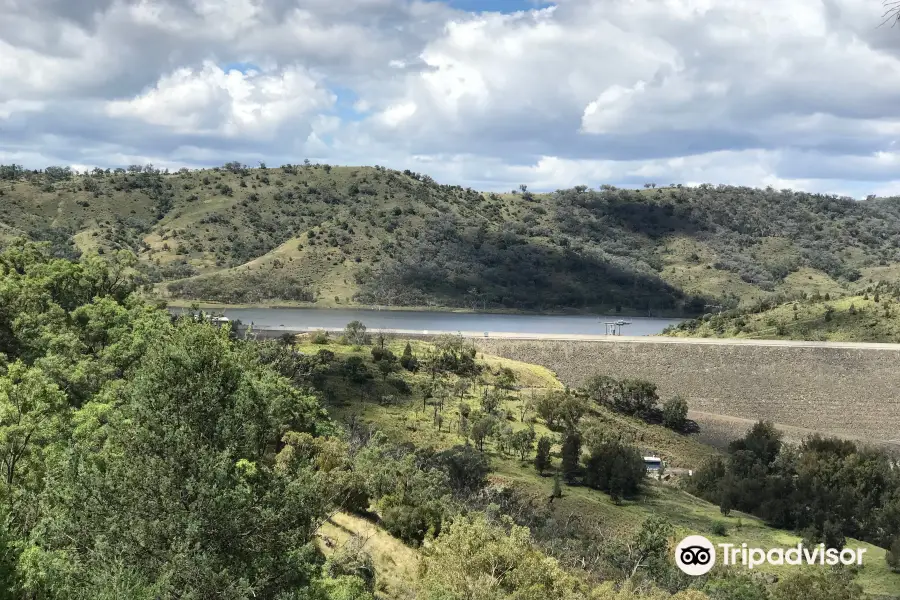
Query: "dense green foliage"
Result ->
[[689, 422, 900, 555], [0, 241, 374, 598], [7, 162, 900, 313], [582, 374, 690, 432]]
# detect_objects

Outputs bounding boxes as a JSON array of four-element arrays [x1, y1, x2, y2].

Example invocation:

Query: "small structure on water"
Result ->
[[604, 320, 632, 335]]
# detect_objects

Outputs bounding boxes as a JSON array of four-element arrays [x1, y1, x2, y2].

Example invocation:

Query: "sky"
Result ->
[[3, 0, 900, 197]]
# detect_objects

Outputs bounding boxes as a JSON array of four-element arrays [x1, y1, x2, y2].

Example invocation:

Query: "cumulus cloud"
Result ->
[[2, 0, 900, 195], [105, 62, 334, 137]]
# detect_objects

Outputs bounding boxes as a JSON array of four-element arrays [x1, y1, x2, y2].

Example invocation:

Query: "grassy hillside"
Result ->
[[666, 282, 900, 342], [6, 162, 900, 314], [302, 333, 900, 598]]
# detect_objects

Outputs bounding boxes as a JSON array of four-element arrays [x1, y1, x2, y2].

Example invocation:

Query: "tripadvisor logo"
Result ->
[[675, 535, 867, 576]]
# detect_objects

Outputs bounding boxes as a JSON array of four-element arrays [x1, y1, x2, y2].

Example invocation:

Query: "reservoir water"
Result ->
[[170, 307, 683, 337]]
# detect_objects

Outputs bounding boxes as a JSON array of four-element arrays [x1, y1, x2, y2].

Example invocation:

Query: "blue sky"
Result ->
[[3, 0, 900, 197]]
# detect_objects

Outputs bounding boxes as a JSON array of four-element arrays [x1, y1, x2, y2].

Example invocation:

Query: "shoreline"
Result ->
[[159, 297, 695, 319]]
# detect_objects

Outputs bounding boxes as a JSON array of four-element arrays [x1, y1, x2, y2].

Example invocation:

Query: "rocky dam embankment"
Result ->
[[474, 337, 900, 449]]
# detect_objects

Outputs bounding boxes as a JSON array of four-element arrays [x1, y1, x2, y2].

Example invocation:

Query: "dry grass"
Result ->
[[317, 512, 418, 600]]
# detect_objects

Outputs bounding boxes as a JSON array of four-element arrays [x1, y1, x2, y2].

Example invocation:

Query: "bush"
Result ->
[[380, 504, 441, 546], [711, 520, 728, 536], [887, 537, 900, 573], [324, 535, 376, 592], [662, 395, 689, 431], [312, 330, 330, 344], [388, 376, 411, 395]]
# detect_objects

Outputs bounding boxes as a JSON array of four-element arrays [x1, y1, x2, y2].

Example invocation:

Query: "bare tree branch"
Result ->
[[881, 0, 900, 27]]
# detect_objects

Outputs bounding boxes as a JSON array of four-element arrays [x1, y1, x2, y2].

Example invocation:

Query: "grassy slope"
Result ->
[[305, 335, 900, 597], [5, 166, 900, 314], [317, 512, 419, 600], [666, 294, 900, 342]]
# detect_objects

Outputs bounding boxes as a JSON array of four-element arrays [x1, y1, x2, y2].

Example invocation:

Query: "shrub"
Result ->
[[887, 537, 900, 573], [662, 395, 689, 431], [711, 520, 728, 536], [388, 376, 411, 395], [312, 330, 330, 344], [324, 535, 376, 592]]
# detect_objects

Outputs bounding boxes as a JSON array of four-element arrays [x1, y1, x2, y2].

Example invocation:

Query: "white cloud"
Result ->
[[376, 102, 418, 128], [105, 61, 334, 137], [3, 0, 900, 197]]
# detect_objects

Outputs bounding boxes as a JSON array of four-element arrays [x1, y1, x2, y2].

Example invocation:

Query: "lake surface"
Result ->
[[170, 307, 683, 336]]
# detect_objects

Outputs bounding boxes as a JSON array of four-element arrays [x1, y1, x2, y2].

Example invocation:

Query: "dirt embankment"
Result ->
[[474, 338, 900, 450]]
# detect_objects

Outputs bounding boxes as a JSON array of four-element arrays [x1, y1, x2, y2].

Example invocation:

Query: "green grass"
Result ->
[[305, 335, 900, 598]]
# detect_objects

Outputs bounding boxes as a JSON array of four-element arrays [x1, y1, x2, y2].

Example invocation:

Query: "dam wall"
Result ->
[[473, 337, 900, 447]]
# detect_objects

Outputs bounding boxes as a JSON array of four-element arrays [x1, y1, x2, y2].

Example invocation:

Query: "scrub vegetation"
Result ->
[[5, 162, 900, 317]]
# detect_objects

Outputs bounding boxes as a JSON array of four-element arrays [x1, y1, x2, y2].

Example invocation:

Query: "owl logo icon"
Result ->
[[675, 535, 716, 576]]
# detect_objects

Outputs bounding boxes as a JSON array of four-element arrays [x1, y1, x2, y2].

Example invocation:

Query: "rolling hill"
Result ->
[[665, 282, 900, 342], [4, 162, 900, 314]]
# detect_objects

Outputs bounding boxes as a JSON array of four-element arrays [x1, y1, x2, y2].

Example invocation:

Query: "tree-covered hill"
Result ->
[[665, 282, 900, 342], [4, 162, 900, 313]]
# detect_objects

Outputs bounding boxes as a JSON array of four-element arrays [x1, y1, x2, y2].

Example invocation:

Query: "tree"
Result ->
[[534, 436, 552, 475], [607, 516, 674, 580], [495, 367, 517, 394], [728, 420, 782, 466], [0, 362, 67, 489], [662, 395, 689, 431], [560, 430, 582, 483], [471, 414, 496, 452], [344, 320, 370, 345], [510, 428, 535, 461], [584, 438, 646, 501], [400, 342, 418, 371], [583, 374, 620, 407], [535, 390, 564, 429], [429, 445, 490, 497], [19, 322, 331, 598], [376, 354, 397, 381], [557, 393, 589, 431], [617, 379, 660, 418], [480, 386, 504, 414]]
